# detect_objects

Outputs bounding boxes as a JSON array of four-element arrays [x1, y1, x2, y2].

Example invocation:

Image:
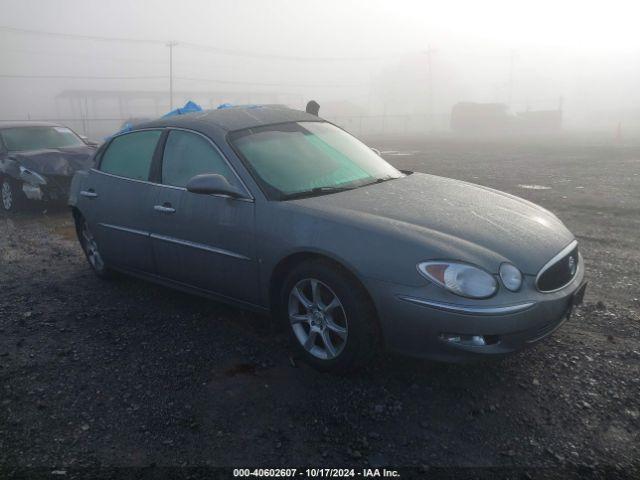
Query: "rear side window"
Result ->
[[161, 130, 236, 188], [100, 130, 162, 181]]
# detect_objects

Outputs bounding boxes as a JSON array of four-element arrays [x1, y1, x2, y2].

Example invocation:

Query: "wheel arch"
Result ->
[[268, 250, 379, 322], [0, 157, 21, 178], [70, 206, 85, 239]]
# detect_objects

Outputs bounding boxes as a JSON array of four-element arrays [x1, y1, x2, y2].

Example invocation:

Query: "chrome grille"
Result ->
[[536, 241, 579, 292]]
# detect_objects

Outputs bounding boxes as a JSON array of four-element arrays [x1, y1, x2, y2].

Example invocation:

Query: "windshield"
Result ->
[[230, 122, 403, 199], [0, 126, 85, 152]]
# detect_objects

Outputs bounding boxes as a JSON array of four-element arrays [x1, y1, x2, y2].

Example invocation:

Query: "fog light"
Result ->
[[440, 333, 499, 346], [22, 183, 43, 200]]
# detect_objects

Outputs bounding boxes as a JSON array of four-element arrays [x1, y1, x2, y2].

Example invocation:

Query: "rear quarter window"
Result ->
[[100, 130, 162, 181]]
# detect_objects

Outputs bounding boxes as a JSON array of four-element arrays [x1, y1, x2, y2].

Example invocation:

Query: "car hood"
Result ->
[[291, 173, 574, 274], [11, 146, 96, 176]]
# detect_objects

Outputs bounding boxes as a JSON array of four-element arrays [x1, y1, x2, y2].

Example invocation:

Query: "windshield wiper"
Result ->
[[281, 176, 400, 200], [359, 176, 398, 188], [281, 186, 355, 200]]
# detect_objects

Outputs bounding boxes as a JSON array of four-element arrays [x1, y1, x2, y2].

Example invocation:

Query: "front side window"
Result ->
[[100, 130, 162, 181], [230, 122, 402, 199], [0, 126, 85, 152], [161, 130, 236, 188]]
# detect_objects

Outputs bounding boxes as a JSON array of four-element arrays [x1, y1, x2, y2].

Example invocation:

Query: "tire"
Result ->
[[75, 214, 114, 279], [1, 177, 27, 213], [280, 259, 380, 373]]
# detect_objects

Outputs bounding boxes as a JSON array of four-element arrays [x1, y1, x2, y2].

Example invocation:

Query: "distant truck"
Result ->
[[451, 102, 562, 136]]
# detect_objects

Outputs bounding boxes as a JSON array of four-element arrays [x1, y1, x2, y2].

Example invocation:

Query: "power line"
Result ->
[[1, 46, 169, 64], [0, 25, 164, 45], [175, 76, 367, 89], [0, 74, 167, 80], [0, 25, 389, 62], [0, 73, 366, 89], [178, 41, 389, 62]]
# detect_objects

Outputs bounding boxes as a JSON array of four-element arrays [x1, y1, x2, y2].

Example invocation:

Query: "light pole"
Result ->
[[508, 49, 517, 110], [167, 41, 178, 110], [422, 46, 437, 130]]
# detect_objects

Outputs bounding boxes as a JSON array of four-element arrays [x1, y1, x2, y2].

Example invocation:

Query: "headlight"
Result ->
[[19, 166, 47, 185], [417, 261, 498, 299], [499, 263, 523, 291]]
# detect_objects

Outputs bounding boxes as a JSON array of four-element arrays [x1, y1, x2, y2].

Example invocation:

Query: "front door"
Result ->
[[149, 129, 259, 304]]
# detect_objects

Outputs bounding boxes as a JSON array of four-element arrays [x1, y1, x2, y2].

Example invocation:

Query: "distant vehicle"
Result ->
[[451, 102, 563, 136], [0, 122, 97, 212], [69, 106, 586, 372], [450, 102, 515, 136]]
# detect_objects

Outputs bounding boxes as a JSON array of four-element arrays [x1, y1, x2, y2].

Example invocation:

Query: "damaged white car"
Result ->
[[0, 122, 97, 212]]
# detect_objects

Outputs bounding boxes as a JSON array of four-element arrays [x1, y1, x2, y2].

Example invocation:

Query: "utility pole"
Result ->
[[508, 49, 516, 110], [167, 41, 178, 110], [422, 46, 437, 130]]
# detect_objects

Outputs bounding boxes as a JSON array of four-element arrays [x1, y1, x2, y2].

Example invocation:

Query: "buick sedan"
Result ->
[[69, 105, 586, 372]]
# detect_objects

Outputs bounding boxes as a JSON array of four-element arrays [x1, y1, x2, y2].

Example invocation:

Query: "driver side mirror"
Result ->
[[186, 173, 246, 199]]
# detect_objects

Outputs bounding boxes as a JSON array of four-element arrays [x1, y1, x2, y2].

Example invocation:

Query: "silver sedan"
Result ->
[[69, 105, 586, 373]]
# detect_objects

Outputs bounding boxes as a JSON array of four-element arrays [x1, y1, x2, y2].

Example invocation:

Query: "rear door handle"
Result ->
[[154, 204, 176, 214], [80, 190, 98, 198]]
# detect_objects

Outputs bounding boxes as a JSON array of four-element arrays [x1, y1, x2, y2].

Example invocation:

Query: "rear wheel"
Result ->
[[281, 260, 379, 373], [76, 215, 113, 278], [1, 177, 27, 212]]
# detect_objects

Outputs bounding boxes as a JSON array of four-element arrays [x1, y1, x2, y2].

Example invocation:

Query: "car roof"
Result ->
[[0, 121, 64, 129], [137, 105, 322, 134]]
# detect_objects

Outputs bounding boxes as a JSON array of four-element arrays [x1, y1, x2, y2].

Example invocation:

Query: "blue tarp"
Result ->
[[162, 100, 203, 118], [115, 123, 134, 137], [108, 101, 203, 139]]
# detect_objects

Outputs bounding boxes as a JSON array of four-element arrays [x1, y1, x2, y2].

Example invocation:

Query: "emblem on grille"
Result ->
[[568, 256, 577, 276]]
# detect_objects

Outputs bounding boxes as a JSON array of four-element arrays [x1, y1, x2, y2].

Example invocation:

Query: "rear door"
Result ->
[[148, 129, 259, 304], [81, 129, 163, 274]]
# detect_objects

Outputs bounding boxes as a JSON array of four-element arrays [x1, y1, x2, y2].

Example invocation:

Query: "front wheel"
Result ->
[[1, 177, 27, 212], [281, 260, 380, 373]]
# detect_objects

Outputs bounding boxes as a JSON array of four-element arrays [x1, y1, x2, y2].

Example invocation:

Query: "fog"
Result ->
[[1, 0, 639, 138]]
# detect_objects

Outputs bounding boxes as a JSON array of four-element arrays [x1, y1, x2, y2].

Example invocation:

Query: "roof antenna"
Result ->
[[306, 100, 320, 116]]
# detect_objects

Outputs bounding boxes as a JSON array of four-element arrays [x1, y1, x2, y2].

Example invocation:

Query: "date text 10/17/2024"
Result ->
[[233, 468, 401, 478]]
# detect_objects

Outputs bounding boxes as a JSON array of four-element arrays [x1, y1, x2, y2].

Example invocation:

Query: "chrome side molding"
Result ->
[[97, 223, 250, 261], [150, 233, 251, 261], [98, 223, 148, 237]]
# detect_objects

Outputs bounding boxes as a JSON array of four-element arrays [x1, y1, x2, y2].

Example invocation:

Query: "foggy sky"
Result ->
[[1, 0, 639, 137]]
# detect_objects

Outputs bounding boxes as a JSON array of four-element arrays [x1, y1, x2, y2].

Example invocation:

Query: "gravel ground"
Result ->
[[0, 137, 638, 477]]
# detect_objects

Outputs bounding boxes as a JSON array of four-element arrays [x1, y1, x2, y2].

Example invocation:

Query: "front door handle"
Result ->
[[80, 190, 98, 198], [154, 204, 176, 214]]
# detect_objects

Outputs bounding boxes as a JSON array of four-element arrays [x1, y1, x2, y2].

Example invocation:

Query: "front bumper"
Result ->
[[21, 175, 72, 202], [366, 262, 585, 362]]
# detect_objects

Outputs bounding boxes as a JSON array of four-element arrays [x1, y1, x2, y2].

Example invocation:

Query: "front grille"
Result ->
[[536, 244, 579, 292]]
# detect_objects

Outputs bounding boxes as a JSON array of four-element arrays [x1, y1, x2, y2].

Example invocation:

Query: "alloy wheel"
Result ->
[[81, 221, 105, 272], [288, 278, 348, 360], [1, 180, 13, 211]]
